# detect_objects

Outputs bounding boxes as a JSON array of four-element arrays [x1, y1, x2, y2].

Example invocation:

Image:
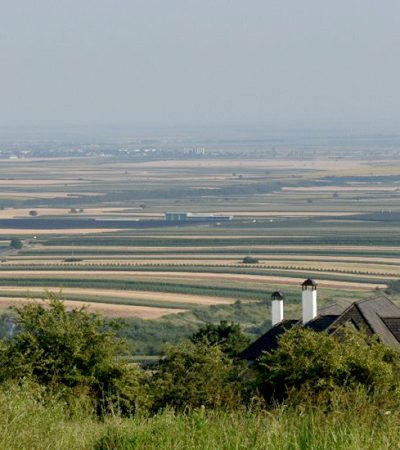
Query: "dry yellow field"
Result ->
[[0, 296, 184, 319], [0, 286, 234, 306], [0, 228, 128, 235]]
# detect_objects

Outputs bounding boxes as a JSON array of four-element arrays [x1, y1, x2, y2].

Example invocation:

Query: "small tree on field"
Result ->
[[10, 238, 23, 250], [29, 210, 38, 217], [242, 256, 259, 264]]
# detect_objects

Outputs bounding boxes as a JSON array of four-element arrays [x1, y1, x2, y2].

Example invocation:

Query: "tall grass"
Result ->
[[91, 402, 400, 450], [0, 383, 105, 450], [1, 383, 400, 450]]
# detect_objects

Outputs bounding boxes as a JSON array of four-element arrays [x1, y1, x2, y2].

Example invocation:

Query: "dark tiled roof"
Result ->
[[241, 304, 343, 361], [241, 319, 298, 361], [353, 295, 400, 348], [241, 295, 400, 361], [305, 315, 339, 332], [318, 303, 345, 316], [381, 318, 400, 344]]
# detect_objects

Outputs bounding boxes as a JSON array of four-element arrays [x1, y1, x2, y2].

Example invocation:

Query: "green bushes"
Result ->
[[190, 320, 250, 356], [150, 341, 245, 412], [257, 327, 400, 405], [3, 297, 400, 449], [0, 294, 146, 416], [3, 297, 400, 416]]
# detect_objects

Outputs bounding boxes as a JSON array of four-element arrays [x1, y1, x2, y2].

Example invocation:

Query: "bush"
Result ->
[[0, 293, 146, 416], [256, 327, 400, 405], [150, 341, 244, 412], [190, 320, 250, 357]]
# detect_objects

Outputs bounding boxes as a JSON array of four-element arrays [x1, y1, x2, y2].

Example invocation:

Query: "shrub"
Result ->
[[150, 341, 244, 412], [256, 327, 400, 405], [190, 320, 250, 357], [0, 293, 146, 416]]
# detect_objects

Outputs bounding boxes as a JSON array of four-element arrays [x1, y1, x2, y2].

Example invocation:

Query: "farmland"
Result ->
[[0, 134, 400, 353]]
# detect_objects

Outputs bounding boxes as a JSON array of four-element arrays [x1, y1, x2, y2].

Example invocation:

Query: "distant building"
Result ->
[[164, 212, 233, 222], [165, 212, 189, 221]]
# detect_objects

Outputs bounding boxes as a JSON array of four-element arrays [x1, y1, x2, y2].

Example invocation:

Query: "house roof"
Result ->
[[241, 319, 298, 361], [381, 318, 400, 343], [335, 295, 400, 348], [241, 295, 400, 361]]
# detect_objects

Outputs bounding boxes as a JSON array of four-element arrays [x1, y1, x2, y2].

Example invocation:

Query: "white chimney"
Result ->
[[302, 278, 317, 324], [271, 291, 284, 325]]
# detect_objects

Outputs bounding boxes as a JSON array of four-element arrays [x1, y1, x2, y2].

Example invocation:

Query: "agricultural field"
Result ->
[[0, 135, 400, 354]]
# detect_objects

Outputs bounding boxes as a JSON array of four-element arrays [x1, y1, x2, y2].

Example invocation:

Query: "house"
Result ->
[[241, 278, 400, 361]]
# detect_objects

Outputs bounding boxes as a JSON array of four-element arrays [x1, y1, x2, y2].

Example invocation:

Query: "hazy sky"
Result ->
[[1, 0, 400, 129]]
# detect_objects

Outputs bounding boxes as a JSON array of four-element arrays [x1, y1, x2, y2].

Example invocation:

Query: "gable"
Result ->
[[331, 304, 373, 333], [331, 296, 400, 348], [380, 318, 400, 344]]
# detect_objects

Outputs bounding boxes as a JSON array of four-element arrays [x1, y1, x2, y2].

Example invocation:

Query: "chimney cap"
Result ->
[[271, 291, 284, 300], [302, 278, 317, 288]]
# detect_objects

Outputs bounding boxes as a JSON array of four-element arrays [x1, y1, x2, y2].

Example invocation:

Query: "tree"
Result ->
[[190, 320, 250, 357], [150, 341, 244, 412], [29, 210, 38, 217], [256, 327, 400, 405], [242, 256, 259, 264], [0, 293, 145, 415], [9, 238, 23, 250]]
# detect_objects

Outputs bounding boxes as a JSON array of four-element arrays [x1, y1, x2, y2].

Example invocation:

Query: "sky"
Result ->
[[1, 0, 400, 130]]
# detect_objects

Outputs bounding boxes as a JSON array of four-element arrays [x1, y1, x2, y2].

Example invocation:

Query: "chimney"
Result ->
[[302, 278, 317, 324], [271, 291, 284, 325]]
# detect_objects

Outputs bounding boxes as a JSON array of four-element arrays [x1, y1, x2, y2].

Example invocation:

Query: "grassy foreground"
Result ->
[[1, 384, 398, 450]]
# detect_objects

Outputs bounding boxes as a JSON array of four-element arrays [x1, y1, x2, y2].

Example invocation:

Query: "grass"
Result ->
[[1, 383, 400, 450], [0, 383, 104, 450], [96, 406, 399, 450]]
